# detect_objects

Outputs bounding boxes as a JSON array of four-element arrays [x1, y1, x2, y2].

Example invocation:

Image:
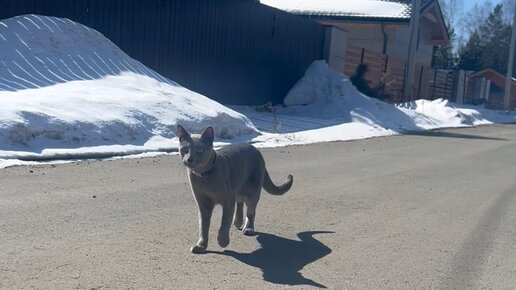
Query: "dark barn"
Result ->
[[1, 0, 326, 105]]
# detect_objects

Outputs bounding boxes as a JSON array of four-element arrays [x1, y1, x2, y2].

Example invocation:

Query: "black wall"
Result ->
[[1, 0, 326, 105]]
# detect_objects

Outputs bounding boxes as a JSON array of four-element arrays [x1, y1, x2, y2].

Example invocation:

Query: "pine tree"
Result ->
[[432, 27, 457, 69], [482, 5, 511, 73], [458, 4, 513, 74], [457, 31, 484, 71]]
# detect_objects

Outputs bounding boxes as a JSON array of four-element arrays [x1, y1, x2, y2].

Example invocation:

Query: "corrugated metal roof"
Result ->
[[260, 0, 434, 20]]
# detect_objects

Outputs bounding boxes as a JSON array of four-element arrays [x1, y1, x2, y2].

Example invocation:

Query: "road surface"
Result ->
[[1, 124, 516, 289]]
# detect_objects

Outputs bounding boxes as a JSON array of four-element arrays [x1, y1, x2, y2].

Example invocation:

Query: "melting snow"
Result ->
[[0, 15, 257, 166], [0, 16, 514, 168]]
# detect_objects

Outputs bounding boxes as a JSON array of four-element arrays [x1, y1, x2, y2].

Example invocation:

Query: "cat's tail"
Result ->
[[263, 170, 293, 196]]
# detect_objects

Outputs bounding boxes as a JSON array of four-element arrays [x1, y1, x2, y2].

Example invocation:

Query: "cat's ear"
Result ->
[[200, 127, 214, 144], [177, 124, 190, 142]]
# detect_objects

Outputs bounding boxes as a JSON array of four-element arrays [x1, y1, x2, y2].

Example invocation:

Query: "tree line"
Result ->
[[432, 0, 515, 76]]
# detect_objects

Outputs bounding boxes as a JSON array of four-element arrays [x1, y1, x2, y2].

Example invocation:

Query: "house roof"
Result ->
[[469, 68, 516, 104], [260, 0, 435, 20], [470, 68, 516, 88], [260, 0, 448, 44]]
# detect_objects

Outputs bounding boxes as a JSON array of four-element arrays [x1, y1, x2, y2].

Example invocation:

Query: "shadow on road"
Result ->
[[407, 130, 509, 141], [208, 231, 333, 288]]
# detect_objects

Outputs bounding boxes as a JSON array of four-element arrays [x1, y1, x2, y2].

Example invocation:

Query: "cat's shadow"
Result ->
[[208, 231, 334, 288]]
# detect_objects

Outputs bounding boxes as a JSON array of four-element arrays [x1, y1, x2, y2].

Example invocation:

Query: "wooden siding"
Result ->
[[345, 44, 406, 103]]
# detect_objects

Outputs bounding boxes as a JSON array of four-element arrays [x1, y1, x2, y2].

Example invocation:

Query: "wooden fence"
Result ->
[[344, 44, 462, 103], [427, 69, 456, 100], [345, 44, 406, 103]]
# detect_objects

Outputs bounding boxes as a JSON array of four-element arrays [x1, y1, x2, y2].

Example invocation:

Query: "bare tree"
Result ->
[[502, 0, 516, 23], [461, 1, 494, 34], [456, 1, 494, 49], [439, 0, 464, 27], [438, 0, 464, 50]]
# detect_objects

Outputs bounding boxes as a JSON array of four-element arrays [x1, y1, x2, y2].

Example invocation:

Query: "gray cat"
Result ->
[[177, 125, 293, 254]]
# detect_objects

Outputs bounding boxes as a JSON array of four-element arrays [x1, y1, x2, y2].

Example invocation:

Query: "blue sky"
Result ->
[[464, 0, 503, 11]]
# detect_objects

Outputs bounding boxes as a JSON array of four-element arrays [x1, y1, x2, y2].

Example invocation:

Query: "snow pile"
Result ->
[[281, 61, 424, 131], [0, 72, 256, 152], [0, 15, 174, 90], [398, 99, 477, 128], [284, 60, 354, 107], [0, 15, 257, 163], [245, 60, 515, 147], [0, 15, 514, 169]]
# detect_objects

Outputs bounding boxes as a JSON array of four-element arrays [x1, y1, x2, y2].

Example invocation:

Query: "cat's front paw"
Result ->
[[217, 233, 230, 248], [190, 245, 207, 254], [242, 227, 255, 236], [234, 219, 243, 230]]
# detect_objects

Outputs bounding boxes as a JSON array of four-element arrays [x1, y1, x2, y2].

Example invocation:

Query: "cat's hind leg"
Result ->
[[234, 202, 244, 230], [242, 193, 260, 236]]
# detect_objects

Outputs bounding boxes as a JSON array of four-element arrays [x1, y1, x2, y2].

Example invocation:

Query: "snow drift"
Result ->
[[0, 14, 174, 90], [0, 15, 514, 168], [280, 61, 515, 133], [0, 15, 257, 162]]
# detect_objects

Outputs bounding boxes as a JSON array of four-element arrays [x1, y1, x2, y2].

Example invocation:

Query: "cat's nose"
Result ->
[[187, 156, 194, 163]]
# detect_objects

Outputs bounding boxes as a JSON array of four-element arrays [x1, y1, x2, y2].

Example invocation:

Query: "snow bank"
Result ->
[[284, 60, 353, 107], [0, 15, 514, 169], [281, 61, 423, 131], [0, 72, 256, 150], [0, 15, 257, 164], [0, 14, 174, 90], [397, 99, 514, 128], [280, 60, 515, 133]]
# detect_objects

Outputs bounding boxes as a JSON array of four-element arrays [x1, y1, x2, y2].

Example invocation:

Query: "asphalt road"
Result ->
[[1, 124, 516, 289]]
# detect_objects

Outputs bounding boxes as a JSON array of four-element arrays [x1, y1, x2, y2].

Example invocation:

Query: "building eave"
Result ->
[[421, 0, 449, 45], [260, 0, 449, 45], [305, 15, 410, 25]]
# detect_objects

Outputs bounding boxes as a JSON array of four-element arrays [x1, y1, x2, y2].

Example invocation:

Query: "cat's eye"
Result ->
[[181, 147, 189, 154]]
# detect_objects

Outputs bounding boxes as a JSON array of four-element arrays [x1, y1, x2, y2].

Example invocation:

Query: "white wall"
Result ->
[[391, 25, 433, 66], [325, 26, 348, 73]]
